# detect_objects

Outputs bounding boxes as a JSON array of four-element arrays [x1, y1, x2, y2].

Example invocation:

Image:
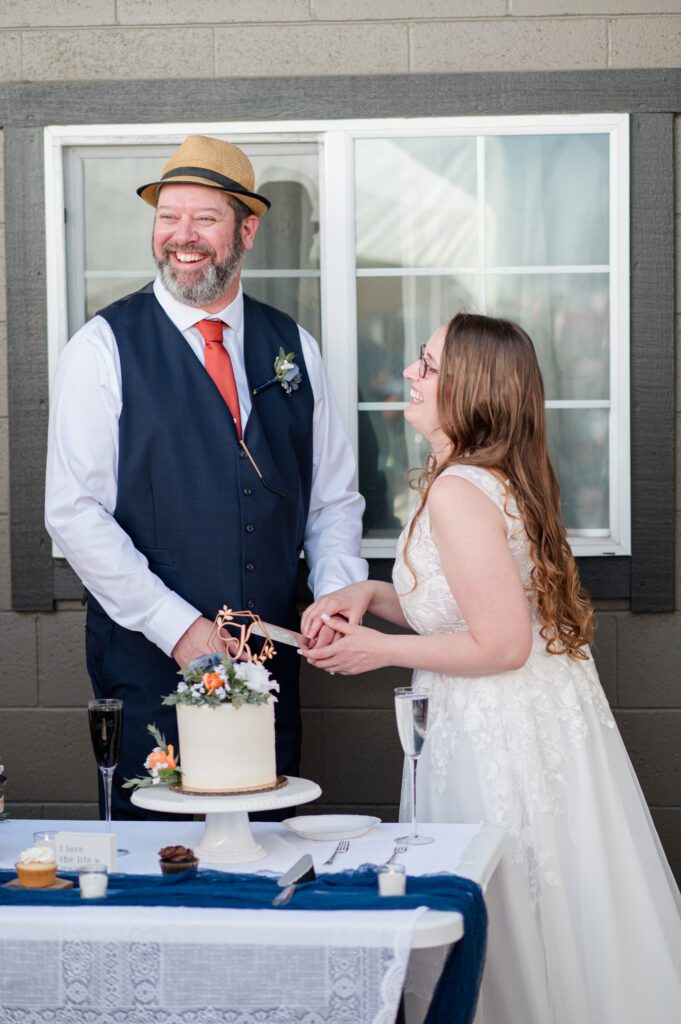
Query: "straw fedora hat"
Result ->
[[137, 135, 270, 217]]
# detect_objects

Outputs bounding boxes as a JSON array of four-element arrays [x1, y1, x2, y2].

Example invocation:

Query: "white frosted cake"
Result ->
[[176, 700, 277, 793]]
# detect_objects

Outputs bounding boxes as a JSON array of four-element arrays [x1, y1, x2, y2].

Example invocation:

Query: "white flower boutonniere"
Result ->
[[274, 347, 303, 394], [252, 347, 303, 397]]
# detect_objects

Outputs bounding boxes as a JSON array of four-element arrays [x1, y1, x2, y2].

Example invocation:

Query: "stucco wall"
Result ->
[[0, 1, 679, 878]]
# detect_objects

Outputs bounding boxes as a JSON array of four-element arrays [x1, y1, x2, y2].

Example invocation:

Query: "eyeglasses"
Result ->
[[418, 343, 439, 379]]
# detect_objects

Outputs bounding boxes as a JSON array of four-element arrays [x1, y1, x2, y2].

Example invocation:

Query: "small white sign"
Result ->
[[55, 832, 117, 872]]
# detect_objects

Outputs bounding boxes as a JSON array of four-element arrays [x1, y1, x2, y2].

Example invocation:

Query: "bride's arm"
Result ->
[[303, 475, 532, 676]]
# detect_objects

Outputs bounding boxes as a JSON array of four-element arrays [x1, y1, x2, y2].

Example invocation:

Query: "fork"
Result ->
[[323, 839, 350, 866], [383, 841, 408, 866]]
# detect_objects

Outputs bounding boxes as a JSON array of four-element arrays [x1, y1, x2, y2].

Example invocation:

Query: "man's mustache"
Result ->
[[161, 243, 216, 260]]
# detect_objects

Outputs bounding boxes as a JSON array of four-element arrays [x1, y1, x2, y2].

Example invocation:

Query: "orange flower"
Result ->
[[147, 744, 177, 771], [202, 672, 224, 693]]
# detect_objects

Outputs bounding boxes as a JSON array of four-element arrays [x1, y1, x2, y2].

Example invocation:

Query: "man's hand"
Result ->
[[172, 615, 229, 668], [299, 622, 342, 652]]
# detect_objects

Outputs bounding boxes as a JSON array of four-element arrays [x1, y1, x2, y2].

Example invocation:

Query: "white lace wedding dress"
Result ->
[[394, 465, 681, 1024]]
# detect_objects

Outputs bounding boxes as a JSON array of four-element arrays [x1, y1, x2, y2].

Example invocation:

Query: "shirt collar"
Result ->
[[153, 274, 244, 336]]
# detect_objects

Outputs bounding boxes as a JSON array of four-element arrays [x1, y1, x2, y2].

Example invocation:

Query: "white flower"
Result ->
[[177, 682, 188, 693], [215, 664, 230, 683], [215, 687, 226, 699], [237, 661, 278, 694], [279, 360, 294, 372]]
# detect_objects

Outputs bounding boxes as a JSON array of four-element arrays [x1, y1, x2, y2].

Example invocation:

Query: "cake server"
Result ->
[[272, 853, 316, 906]]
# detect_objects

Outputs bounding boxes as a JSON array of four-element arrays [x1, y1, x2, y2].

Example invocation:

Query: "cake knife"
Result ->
[[272, 853, 316, 906], [250, 621, 302, 648]]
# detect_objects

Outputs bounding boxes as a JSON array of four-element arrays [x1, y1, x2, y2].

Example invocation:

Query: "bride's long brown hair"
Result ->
[[403, 312, 593, 660]]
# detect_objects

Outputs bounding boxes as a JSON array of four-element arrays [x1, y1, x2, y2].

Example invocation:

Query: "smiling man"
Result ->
[[45, 135, 367, 819]]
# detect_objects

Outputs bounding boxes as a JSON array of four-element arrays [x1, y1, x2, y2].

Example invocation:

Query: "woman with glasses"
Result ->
[[302, 313, 681, 1023]]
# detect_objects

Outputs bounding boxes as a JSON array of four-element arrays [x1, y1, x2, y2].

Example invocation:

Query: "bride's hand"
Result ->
[[300, 582, 375, 646], [301, 613, 390, 675]]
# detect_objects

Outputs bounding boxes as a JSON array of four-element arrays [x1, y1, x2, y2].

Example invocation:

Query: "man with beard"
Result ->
[[45, 136, 367, 819]]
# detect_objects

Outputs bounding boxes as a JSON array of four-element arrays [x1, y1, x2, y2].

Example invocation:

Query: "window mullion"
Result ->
[[319, 130, 359, 458]]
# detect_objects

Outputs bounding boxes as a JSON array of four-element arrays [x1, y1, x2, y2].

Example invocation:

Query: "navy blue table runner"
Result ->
[[0, 867, 487, 1024]]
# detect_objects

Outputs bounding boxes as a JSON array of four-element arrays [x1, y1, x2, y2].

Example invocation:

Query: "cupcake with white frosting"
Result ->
[[15, 845, 57, 888]]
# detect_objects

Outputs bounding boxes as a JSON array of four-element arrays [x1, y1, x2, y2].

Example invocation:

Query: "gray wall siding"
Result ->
[[0, 3, 679, 880]]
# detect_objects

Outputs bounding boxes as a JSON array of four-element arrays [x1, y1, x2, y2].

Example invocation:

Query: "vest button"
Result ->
[[243, 487, 252, 496], [247, 600, 255, 610], [240, 449, 247, 459], [245, 524, 254, 533], [245, 562, 254, 572]]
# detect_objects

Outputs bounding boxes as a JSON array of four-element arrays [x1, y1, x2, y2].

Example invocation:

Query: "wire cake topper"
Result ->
[[208, 606, 276, 665]]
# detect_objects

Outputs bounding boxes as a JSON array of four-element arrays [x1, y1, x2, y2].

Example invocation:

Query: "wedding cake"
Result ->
[[127, 653, 280, 795], [176, 700, 277, 793]]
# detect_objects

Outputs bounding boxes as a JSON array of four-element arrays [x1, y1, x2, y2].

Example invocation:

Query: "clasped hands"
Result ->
[[299, 581, 387, 676], [172, 583, 387, 675]]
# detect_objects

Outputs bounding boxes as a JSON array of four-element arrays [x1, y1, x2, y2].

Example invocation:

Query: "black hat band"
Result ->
[[159, 165, 271, 208]]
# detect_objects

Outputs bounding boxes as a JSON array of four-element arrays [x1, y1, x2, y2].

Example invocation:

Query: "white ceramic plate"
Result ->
[[282, 814, 382, 841]]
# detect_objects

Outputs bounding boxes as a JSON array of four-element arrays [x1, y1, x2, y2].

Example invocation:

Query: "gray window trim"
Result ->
[[5, 70, 678, 612]]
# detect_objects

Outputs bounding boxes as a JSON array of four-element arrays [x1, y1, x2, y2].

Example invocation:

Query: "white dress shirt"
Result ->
[[45, 276, 368, 656]]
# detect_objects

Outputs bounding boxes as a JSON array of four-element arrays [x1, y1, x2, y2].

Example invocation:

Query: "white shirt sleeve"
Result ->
[[44, 317, 201, 657], [299, 326, 369, 597]]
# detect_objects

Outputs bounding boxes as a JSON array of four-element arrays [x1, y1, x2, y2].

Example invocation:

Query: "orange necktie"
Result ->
[[195, 319, 242, 439]]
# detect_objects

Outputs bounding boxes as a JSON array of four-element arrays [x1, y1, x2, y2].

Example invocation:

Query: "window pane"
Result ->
[[242, 275, 321, 344], [242, 146, 321, 338], [485, 134, 609, 267], [355, 137, 478, 269], [487, 272, 610, 401], [359, 410, 423, 538], [85, 276, 151, 322], [245, 152, 320, 271], [357, 275, 479, 402], [84, 156, 157, 273], [546, 408, 609, 532]]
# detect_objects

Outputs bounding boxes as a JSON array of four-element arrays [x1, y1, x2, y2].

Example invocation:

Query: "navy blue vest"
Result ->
[[104, 286, 313, 624], [85, 286, 313, 815]]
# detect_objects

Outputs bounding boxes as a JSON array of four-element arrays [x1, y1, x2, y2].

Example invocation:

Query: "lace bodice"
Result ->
[[393, 465, 534, 636], [393, 465, 615, 902]]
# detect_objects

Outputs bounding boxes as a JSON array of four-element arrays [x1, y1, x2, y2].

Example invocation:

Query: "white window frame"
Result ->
[[44, 114, 630, 559]]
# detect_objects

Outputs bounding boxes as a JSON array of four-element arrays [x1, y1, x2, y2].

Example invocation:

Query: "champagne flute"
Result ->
[[394, 687, 434, 845], [87, 699, 128, 856]]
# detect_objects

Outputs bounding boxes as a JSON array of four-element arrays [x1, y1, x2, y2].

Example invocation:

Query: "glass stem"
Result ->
[[101, 766, 114, 829], [409, 755, 418, 840]]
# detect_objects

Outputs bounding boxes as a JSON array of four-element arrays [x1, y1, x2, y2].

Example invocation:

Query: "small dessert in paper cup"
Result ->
[[15, 846, 57, 888], [159, 845, 199, 875]]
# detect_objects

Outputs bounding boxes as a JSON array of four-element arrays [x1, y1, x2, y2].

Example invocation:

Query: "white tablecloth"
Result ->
[[0, 821, 504, 1024]]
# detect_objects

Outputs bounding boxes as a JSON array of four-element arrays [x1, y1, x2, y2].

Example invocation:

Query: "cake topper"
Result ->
[[208, 606, 276, 665]]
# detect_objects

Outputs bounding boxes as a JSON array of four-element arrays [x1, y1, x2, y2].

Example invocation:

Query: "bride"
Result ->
[[301, 313, 681, 1023]]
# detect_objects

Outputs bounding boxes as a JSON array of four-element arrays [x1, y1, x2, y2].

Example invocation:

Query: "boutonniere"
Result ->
[[252, 347, 303, 397]]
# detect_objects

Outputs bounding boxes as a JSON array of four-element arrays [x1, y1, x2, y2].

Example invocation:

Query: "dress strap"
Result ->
[[437, 465, 513, 523]]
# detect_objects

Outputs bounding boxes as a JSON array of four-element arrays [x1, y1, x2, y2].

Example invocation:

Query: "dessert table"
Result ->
[[0, 818, 504, 1024]]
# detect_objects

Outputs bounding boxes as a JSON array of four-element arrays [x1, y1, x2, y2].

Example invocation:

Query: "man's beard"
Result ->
[[154, 229, 244, 307]]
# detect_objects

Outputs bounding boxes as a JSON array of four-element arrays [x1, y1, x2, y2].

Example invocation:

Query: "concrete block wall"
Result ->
[[0, 2, 676, 78], [0, 2, 679, 880]]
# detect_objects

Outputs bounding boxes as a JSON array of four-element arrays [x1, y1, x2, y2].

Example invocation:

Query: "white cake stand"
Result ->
[[131, 776, 321, 864]]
